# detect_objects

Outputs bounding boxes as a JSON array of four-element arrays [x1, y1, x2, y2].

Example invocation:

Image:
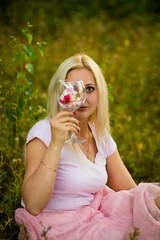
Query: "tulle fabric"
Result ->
[[15, 183, 160, 240]]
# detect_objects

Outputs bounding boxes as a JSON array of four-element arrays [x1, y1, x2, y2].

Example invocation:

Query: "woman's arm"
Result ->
[[22, 111, 81, 216], [22, 139, 61, 216], [106, 149, 137, 191]]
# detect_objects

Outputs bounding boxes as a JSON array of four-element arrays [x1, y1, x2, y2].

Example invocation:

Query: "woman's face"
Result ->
[[66, 68, 98, 121]]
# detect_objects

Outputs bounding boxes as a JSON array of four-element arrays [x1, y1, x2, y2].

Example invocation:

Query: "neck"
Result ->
[[78, 120, 90, 139], [78, 123, 91, 159]]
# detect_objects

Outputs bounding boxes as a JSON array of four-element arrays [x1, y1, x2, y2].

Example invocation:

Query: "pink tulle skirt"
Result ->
[[15, 183, 160, 240]]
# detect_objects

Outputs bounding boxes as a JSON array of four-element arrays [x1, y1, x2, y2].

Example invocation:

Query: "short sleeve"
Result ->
[[101, 132, 117, 159], [106, 134, 117, 158], [26, 119, 51, 148]]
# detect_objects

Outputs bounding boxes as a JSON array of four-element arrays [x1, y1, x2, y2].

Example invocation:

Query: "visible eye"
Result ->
[[86, 86, 95, 93]]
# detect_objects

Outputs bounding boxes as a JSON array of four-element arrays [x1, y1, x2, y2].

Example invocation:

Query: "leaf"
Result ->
[[29, 106, 34, 112], [9, 36, 16, 46], [38, 46, 44, 57], [26, 33, 33, 44], [25, 63, 34, 75], [108, 85, 114, 102], [24, 89, 32, 96], [23, 45, 33, 56], [41, 41, 47, 46], [16, 85, 22, 92], [23, 45, 37, 60], [13, 44, 18, 49], [37, 41, 47, 46], [36, 41, 47, 57], [30, 52, 37, 61], [109, 94, 114, 103], [26, 77, 33, 87], [27, 22, 32, 28], [108, 85, 113, 93], [10, 53, 21, 64], [24, 53, 29, 62], [21, 28, 27, 34], [8, 39, 16, 46], [16, 71, 25, 79]]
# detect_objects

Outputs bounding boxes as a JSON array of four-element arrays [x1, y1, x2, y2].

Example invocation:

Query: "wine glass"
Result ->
[[56, 80, 86, 144]]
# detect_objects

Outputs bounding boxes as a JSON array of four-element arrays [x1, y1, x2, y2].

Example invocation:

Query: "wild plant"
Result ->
[[0, 22, 47, 240]]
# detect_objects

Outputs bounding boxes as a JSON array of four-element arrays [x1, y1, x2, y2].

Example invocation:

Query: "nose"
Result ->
[[83, 96, 88, 104]]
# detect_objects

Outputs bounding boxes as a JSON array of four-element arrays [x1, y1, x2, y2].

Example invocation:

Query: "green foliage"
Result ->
[[129, 227, 140, 240], [0, 23, 47, 239]]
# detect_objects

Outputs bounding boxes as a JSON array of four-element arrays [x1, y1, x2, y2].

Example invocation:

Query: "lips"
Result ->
[[78, 106, 88, 111]]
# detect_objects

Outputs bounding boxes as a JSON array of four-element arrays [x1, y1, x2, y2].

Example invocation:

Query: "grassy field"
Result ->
[[0, 11, 160, 239]]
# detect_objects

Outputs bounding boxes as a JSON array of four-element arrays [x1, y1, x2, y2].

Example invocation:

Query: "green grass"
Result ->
[[0, 13, 160, 239]]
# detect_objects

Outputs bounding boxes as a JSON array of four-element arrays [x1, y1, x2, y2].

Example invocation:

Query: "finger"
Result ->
[[65, 124, 80, 134], [64, 122, 81, 133], [55, 111, 76, 119], [58, 116, 80, 125], [51, 120, 80, 134], [50, 113, 79, 126]]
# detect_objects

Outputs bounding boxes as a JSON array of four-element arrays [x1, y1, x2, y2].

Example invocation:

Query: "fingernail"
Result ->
[[73, 112, 76, 115], [78, 122, 80, 125]]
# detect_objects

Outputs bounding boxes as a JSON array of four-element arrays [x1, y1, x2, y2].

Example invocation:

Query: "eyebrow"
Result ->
[[84, 83, 96, 86]]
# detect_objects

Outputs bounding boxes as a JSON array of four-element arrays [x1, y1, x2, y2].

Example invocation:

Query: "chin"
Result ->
[[76, 112, 90, 120], [77, 111, 95, 122]]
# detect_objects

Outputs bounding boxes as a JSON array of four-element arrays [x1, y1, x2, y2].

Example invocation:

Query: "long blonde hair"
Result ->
[[47, 53, 110, 142]]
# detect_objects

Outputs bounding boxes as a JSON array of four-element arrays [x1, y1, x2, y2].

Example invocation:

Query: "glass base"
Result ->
[[66, 135, 86, 144]]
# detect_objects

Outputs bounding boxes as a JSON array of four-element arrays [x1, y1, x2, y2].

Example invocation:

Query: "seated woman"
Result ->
[[15, 54, 160, 240]]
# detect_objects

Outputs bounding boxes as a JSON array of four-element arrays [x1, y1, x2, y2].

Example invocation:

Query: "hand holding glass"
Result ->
[[56, 80, 86, 144]]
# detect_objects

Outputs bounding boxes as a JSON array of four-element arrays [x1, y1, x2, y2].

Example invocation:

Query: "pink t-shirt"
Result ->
[[21, 119, 117, 211]]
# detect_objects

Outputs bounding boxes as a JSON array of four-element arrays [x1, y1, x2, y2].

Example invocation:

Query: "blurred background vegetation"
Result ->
[[0, 0, 160, 239]]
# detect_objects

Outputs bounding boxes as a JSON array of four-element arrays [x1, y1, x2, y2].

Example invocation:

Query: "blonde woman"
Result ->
[[15, 54, 160, 240]]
